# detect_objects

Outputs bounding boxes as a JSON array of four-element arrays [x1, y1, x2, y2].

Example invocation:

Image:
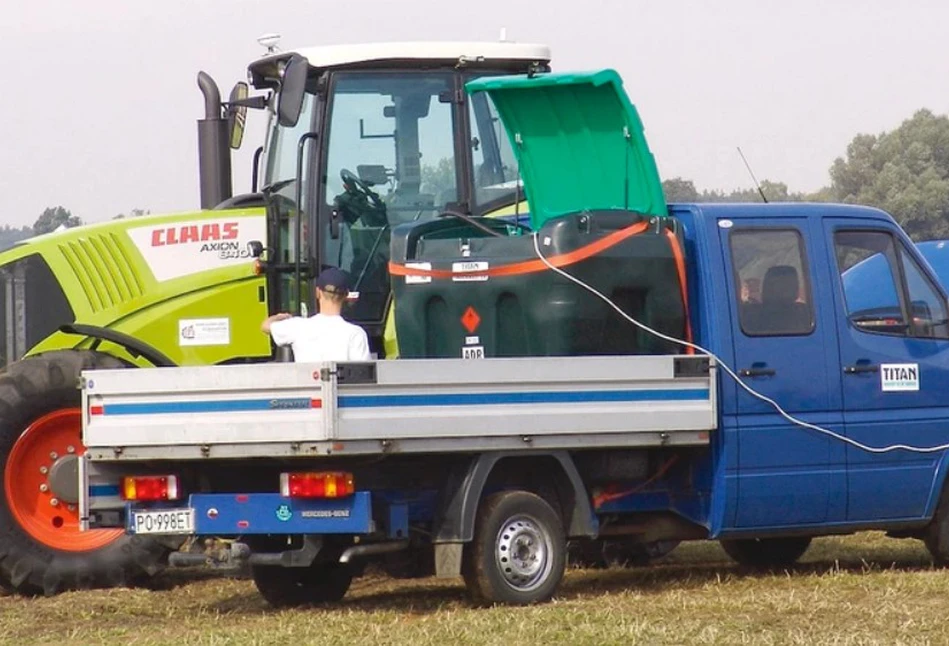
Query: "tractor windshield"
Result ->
[[321, 71, 460, 323], [260, 68, 522, 325]]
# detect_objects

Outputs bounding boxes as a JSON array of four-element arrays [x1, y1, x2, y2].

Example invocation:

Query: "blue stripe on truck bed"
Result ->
[[92, 389, 708, 415], [338, 389, 710, 408], [97, 397, 319, 415]]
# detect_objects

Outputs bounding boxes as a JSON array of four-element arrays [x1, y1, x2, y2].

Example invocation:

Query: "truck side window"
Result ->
[[835, 230, 909, 335], [730, 229, 815, 336], [899, 246, 949, 339]]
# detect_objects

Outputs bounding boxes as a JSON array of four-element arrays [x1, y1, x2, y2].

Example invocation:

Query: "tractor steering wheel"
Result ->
[[340, 168, 377, 199]]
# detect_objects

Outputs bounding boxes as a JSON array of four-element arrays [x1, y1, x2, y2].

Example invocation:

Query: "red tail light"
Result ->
[[280, 472, 354, 498], [122, 475, 180, 501]]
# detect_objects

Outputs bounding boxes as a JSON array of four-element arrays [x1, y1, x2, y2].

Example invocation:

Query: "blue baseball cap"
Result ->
[[315, 267, 352, 294]]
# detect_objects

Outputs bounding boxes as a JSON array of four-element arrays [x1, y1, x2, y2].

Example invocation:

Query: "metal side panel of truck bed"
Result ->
[[81, 355, 716, 460]]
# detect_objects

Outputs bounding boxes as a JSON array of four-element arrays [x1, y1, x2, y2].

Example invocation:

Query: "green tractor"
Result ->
[[0, 39, 551, 594]]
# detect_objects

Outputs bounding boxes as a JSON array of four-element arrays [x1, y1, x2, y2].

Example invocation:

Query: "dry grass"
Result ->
[[1, 532, 945, 646]]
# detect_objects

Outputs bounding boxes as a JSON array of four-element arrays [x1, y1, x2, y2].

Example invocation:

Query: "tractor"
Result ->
[[0, 39, 550, 594]]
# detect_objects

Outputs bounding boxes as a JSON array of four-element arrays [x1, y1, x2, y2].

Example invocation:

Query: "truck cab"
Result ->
[[678, 202, 949, 536]]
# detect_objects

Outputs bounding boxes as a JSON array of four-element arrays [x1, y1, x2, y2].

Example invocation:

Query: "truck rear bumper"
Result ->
[[117, 492, 374, 536]]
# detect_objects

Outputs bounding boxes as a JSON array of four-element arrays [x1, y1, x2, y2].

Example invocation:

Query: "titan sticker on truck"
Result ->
[[127, 215, 267, 282], [881, 363, 919, 392]]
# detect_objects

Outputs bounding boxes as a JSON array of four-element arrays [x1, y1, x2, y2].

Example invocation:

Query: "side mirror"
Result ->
[[248, 240, 265, 258], [277, 54, 308, 128], [227, 82, 249, 150]]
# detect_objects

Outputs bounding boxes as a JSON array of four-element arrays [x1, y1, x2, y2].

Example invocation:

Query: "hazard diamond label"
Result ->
[[461, 306, 481, 334]]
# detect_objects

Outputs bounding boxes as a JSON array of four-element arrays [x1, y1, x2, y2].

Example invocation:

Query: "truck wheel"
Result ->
[[924, 484, 949, 564], [252, 563, 353, 607], [720, 536, 812, 568], [0, 350, 167, 595], [462, 490, 566, 605]]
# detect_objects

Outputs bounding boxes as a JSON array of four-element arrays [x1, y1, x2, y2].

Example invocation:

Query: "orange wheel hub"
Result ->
[[4, 408, 123, 551]]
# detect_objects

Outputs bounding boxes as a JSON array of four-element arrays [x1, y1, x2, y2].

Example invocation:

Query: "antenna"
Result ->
[[737, 146, 768, 203], [257, 33, 282, 55]]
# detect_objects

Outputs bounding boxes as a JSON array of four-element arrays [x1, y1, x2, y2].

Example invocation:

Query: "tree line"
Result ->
[[663, 109, 949, 241], [0, 207, 150, 252], [5, 106, 948, 251]]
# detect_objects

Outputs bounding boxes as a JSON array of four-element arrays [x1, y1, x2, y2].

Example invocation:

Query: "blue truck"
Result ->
[[77, 66, 949, 607]]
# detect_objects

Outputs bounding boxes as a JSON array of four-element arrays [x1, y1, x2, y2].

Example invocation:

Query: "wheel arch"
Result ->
[[432, 451, 597, 548]]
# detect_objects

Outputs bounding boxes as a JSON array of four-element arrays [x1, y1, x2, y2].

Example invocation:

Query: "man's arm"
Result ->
[[261, 312, 292, 335]]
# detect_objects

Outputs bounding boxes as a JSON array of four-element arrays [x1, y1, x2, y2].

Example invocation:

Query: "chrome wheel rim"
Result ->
[[494, 514, 553, 592]]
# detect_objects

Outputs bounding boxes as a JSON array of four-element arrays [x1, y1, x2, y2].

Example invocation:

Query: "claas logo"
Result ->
[[151, 222, 240, 246]]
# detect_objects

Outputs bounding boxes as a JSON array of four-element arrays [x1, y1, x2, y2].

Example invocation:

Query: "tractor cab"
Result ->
[[247, 42, 551, 353]]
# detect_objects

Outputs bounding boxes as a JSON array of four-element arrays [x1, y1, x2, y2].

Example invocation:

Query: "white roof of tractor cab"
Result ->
[[248, 41, 551, 86], [292, 41, 551, 69]]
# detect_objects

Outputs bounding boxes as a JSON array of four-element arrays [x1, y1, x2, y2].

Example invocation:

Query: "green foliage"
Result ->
[[662, 178, 809, 204], [828, 109, 949, 241], [420, 158, 456, 200], [0, 225, 34, 252], [661, 178, 701, 202], [113, 208, 150, 220], [33, 206, 81, 235]]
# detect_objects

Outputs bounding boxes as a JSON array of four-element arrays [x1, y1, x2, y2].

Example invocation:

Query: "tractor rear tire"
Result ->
[[0, 350, 168, 595], [720, 536, 812, 568]]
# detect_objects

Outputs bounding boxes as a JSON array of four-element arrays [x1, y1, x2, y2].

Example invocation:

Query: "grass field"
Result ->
[[2, 532, 946, 646]]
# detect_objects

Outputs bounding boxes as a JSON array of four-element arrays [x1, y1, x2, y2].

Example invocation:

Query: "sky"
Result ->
[[3, 0, 949, 228]]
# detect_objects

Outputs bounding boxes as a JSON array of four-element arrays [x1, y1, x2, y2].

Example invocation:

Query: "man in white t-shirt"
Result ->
[[261, 267, 371, 362]]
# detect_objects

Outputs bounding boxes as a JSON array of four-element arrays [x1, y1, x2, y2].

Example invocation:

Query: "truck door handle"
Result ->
[[739, 367, 776, 377], [844, 363, 879, 375]]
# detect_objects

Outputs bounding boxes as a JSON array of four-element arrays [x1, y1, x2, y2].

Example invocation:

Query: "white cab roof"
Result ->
[[289, 41, 550, 69]]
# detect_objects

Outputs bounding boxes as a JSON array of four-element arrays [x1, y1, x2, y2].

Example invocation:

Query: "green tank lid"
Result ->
[[465, 69, 667, 229]]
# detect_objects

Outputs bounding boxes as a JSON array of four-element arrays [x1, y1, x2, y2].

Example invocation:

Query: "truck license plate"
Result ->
[[130, 508, 195, 535]]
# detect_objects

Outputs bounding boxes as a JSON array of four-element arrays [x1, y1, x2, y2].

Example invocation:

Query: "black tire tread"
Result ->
[[924, 484, 949, 565], [720, 536, 812, 568], [0, 350, 167, 595], [462, 490, 566, 606], [252, 563, 353, 608]]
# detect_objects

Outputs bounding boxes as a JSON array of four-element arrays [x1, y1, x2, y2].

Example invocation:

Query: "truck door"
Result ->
[[720, 217, 846, 528], [824, 218, 949, 521]]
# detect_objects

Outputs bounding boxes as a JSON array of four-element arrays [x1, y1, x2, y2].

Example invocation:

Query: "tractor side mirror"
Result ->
[[277, 54, 308, 127], [248, 240, 264, 258], [227, 82, 249, 150]]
